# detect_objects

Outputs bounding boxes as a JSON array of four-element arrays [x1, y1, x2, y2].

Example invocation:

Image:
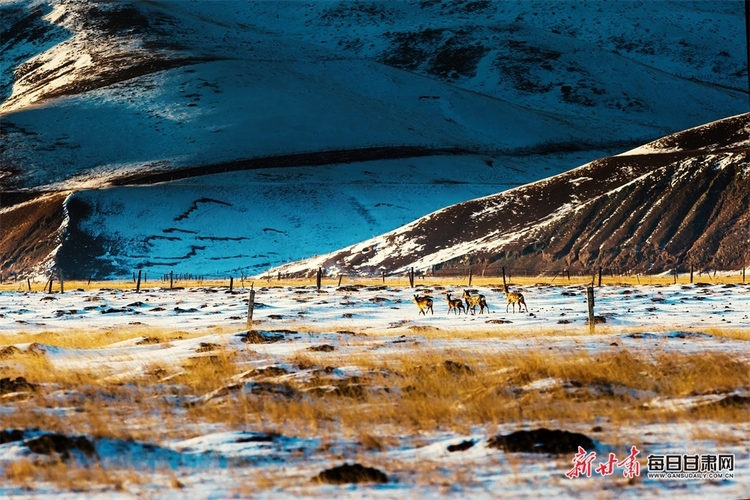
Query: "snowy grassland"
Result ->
[[0, 279, 749, 498]]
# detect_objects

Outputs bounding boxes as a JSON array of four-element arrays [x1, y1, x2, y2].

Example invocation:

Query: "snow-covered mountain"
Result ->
[[0, 0, 747, 279], [269, 113, 750, 277]]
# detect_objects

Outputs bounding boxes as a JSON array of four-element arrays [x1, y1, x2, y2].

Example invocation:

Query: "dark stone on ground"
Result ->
[[447, 439, 476, 452], [234, 432, 280, 443], [236, 330, 284, 343], [308, 344, 335, 352], [487, 428, 595, 455], [312, 463, 389, 484], [695, 395, 750, 412], [0, 429, 25, 444], [25, 433, 96, 461], [0, 376, 38, 395]]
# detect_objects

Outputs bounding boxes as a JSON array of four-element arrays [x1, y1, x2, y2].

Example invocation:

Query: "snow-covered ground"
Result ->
[[2, 280, 750, 334], [1, 281, 749, 498]]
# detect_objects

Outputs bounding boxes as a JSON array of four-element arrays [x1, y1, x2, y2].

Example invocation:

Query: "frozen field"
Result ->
[[1, 279, 749, 498]]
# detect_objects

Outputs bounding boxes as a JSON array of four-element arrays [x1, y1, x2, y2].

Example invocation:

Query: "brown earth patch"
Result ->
[[24, 433, 96, 461], [312, 462, 389, 485], [487, 428, 595, 455]]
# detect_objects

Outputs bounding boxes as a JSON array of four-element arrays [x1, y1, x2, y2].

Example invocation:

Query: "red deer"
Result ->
[[504, 285, 528, 313], [446, 293, 465, 315], [413, 294, 434, 315], [462, 290, 489, 315]]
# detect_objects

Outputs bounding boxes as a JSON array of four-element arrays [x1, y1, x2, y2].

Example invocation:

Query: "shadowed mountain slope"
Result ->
[[269, 114, 750, 277], [0, 1, 747, 279]]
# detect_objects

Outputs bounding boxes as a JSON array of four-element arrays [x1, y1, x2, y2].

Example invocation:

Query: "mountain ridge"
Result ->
[[0, 0, 747, 280]]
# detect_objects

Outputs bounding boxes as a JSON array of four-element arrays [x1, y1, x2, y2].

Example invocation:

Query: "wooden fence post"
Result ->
[[229, 276, 234, 293], [690, 265, 694, 284], [27, 278, 31, 292], [136, 270, 142, 293], [598, 266, 603, 287], [246, 283, 255, 329], [317, 267, 322, 291], [409, 267, 415, 288], [338, 274, 343, 287], [587, 286, 595, 331], [382, 269, 386, 283]]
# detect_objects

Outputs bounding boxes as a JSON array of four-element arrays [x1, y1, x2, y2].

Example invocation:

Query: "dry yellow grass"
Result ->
[[4, 458, 188, 493], [0, 323, 247, 351], [3, 332, 748, 441], [1, 315, 748, 496]]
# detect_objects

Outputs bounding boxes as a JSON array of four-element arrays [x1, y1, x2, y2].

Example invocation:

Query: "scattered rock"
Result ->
[[486, 319, 512, 324], [695, 394, 750, 411], [0, 377, 38, 395], [0, 429, 25, 444], [174, 307, 199, 313], [101, 308, 128, 314], [307, 344, 335, 352], [487, 428, 595, 455], [312, 463, 389, 485], [195, 342, 221, 353], [135, 336, 161, 345], [197, 381, 299, 405], [234, 432, 279, 443], [236, 330, 284, 344], [447, 440, 475, 452], [253, 366, 289, 377], [25, 433, 96, 461]]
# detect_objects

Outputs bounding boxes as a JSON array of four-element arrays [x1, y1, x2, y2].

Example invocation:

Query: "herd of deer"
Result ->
[[412, 287, 528, 316]]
